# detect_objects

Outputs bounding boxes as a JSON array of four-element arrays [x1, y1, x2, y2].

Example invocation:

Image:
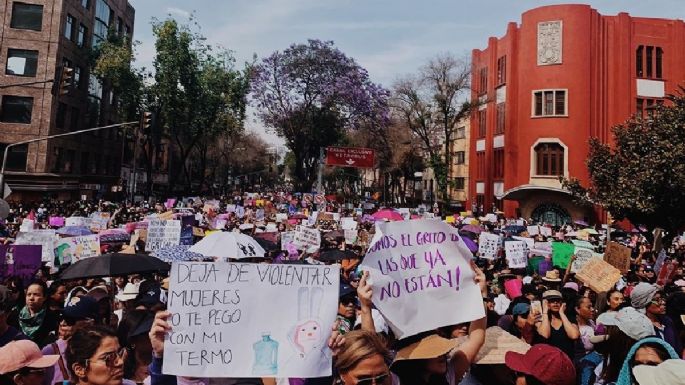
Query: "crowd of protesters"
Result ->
[[1, 193, 685, 385]]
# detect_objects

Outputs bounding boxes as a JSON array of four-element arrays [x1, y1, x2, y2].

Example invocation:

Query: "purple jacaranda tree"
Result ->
[[251, 39, 390, 191]]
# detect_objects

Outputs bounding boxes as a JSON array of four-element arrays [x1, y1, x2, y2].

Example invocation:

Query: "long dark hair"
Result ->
[[598, 326, 637, 383], [117, 310, 152, 379]]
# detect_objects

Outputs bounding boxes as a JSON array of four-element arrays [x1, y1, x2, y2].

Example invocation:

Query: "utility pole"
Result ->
[[316, 147, 325, 194], [0, 121, 138, 198]]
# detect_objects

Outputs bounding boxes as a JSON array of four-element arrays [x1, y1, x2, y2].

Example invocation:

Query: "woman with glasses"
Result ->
[[335, 330, 391, 385], [644, 291, 683, 355], [65, 325, 130, 385], [535, 290, 579, 360]]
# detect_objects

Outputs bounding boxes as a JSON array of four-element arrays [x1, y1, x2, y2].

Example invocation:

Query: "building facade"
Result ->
[[448, 118, 469, 207], [0, 0, 134, 201], [469, 4, 685, 225]]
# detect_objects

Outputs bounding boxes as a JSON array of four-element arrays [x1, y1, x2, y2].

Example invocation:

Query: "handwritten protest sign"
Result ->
[[505, 241, 528, 269], [293, 226, 320, 252], [146, 220, 182, 252], [65, 217, 89, 227], [281, 232, 295, 251], [576, 258, 621, 293], [552, 242, 575, 269], [341, 218, 357, 231], [361, 220, 485, 339], [527, 226, 540, 236], [540, 227, 552, 237], [48, 217, 65, 227], [275, 213, 288, 223], [478, 233, 500, 260], [89, 212, 111, 231], [344, 229, 358, 245], [604, 242, 631, 274], [15, 230, 57, 265], [0, 245, 42, 285], [19, 219, 34, 232], [657, 260, 678, 286], [163, 262, 339, 378], [571, 248, 598, 273], [531, 241, 553, 257], [54, 235, 100, 264]]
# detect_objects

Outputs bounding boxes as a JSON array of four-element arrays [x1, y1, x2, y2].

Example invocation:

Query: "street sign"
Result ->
[[326, 147, 375, 168]]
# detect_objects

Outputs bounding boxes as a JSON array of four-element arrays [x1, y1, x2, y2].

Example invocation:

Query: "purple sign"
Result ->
[[0, 245, 43, 286]]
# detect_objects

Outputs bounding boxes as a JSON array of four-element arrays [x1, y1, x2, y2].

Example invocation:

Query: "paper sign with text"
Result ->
[[478, 233, 500, 260], [571, 248, 599, 273], [576, 258, 621, 293], [54, 235, 101, 264], [163, 262, 339, 378], [293, 226, 320, 252], [146, 220, 182, 252], [361, 220, 485, 339], [15, 230, 57, 264], [344, 229, 358, 245], [604, 242, 631, 274], [65, 217, 90, 227], [505, 241, 528, 269]]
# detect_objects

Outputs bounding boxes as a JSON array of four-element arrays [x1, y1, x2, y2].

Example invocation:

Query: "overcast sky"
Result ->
[[127, 0, 685, 144]]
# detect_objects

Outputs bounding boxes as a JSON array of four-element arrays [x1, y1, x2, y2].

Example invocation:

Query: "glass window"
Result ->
[[656, 48, 663, 79], [636, 46, 644, 77], [77, 24, 87, 47], [646, 46, 653, 78], [65, 14, 75, 40], [454, 177, 465, 190], [71, 107, 79, 131], [10, 2, 43, 31], [455, 127, 466, 139], [0, 96, 33, 123], [495, 103, 505, 134], [81, 0, 90, 9], [6, 49, 38, 77], [81, 152, 89, 174], [535, 143, 564, 176], [533, 90, 566, 117], [555, 91, 566, 115], [74, 66, 82, 89], [544, 91, 554, 115], [56, 102, 67, 129], [0, 143, 28, 171]]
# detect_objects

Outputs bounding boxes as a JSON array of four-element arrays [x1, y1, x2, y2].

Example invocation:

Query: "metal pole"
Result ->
[[316, 147, 324, 194], [0, 121, 137, 199]]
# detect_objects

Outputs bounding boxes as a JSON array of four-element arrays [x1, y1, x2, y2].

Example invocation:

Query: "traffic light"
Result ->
[[140, 111, 153, 133], [52, 66, 73, 96]]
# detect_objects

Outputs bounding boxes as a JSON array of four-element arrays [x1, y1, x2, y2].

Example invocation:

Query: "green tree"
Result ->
[[563, 91, 685, 235]]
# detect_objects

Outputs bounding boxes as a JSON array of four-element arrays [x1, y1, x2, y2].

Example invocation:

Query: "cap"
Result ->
[[339, 284, 355, 298], [512, 303, 531, 316], [542, 290, 563, 300], [632, 359, 685, 385], [505, 344, 575, 385], [62, 295, 98, 320], [128, 312, 155, 338], [136, 284, 162, 308], [614, 307, 654, 340], [0, 340, 60, 374], [115, 283, 140, 302], [563, 282, 579, 292]]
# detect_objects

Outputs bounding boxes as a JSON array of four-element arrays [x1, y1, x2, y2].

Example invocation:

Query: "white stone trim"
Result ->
[[636, 79, 665, 98]]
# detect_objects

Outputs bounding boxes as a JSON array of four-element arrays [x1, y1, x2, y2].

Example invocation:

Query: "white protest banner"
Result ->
[[531, 241, 553, 257], [54, 235, 101, 264], [163, 262, 339, 378], [146, 220, 182, 252], [15, 230, 57, 264], [478, 233, 500, 260], [505, 241, 528, 269], [527, 226, 540, 236], [65, 217, 90, 227], [539, 227, 553, 237], [89, 212, 111, 231], [512, 236, 534, 253], [341, 218, 357, 231], [361, 220, 485, 339], [281, 232, 295, 251], [275, 213, 288, 223], [571, 248, 598, 273], [19, 219, 35, 232], [344, 229, 358, 245], [294, 226, 320, 252]]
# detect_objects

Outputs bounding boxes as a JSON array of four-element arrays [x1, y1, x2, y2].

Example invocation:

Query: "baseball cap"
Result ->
[[512, 303, 531, 316], [505, 344, 575, 385], [62, 295, 98, 320], [542, 290, 563, 300], [339, 283, 355, 298], [632, 359, 685, 385], [0, 340, 60, 374]]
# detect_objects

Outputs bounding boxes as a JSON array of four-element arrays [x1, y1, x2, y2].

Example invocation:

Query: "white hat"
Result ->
[[632, 359, 685, 385], [353, 309, 389, 334], [115, 282, 139, 302]]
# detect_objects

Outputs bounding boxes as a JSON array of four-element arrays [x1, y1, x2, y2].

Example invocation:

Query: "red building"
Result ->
[[468, 4, 685, 225]]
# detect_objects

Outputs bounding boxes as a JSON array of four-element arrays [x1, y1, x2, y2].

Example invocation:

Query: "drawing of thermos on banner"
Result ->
[[252, 332, 279, 375]]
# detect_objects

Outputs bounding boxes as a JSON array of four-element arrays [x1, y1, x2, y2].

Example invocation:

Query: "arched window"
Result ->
[[535, 143, 564, 176]]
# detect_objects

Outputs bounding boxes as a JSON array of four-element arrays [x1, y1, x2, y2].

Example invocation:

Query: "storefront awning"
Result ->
[[498, 184, 571, 201]]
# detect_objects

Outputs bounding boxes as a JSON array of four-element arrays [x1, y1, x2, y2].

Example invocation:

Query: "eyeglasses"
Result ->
[[650, 298, 665, 305], [87, 347, 127, 368], [356, 373, 389, 385]]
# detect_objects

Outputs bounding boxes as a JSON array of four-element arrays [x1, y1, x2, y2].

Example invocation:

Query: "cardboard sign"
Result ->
[[146, 220, 182, 252], [604, 242, 631, 274], [478, 233, 500, 260], [653, 228, 663, 253], [0, 245, 42, 285], [19, 219, 34, 232], [361, 220, 485, 339], [539, 227, 552, 237], [552, 242, 575, 269], [163, 262, 339, 378], [654, 249, 667, 275], [505, 241, 528, 269], [54, 235, 101, 264], [571, 248, 597, 273], [576, 258, 621, 293], [293, 227, 320, 252], [15, 230, 57, 265], [531, 241, 553, 257]]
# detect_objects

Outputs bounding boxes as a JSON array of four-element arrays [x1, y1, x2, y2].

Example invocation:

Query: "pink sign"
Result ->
[[49, 217, 65, 227], [504, 278, 523, 299], [165, 199, 177, 209]]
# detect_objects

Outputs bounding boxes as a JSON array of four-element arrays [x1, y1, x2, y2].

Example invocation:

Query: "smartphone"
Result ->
[[531, 300, 543, 315]]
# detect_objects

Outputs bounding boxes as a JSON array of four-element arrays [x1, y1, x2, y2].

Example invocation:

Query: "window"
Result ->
[[81, 152, 90, 174], [455, 151, 465, 165], [496, 56, 506, 85], [455, 127, 466, 139], [88, 74, 103, 99], [0, 143, 28, 171], [92, 0, 111, 47], [533, 90, 566, 117], [10, 3, 43, 31], [476, 194, 485, 211], [70, 107, 79, 131], [81, 0, 90, 9], [124, 25, 131, 38], [65, 14, 75, 41], [476, 151, 486, 180], [454, 177, 465, 190], [1, 96, 33, 123], [477, 110, 486, 138], [478, 67, 488, 95], [495, 103, 505, 134], [116, 17, 123, 35], [636, 45, 663, 79], [493, 148, 504, 179], [636, 98, 663, 118], [77, 24, 87, 48], [87, 96, 100, 127], [74, 66, 82, 89], [535, 143, 564, 176], [56, 102, 67, 129], [6, 49, 38, 77]]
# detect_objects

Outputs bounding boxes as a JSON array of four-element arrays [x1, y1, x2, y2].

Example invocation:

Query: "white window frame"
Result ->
[[531, 89, 568, 118]]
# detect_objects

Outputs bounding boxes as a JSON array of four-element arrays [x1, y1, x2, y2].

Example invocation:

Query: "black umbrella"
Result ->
[[318, 249, 359, 262], [254, 238, 278, 251], [60, 253, 170, 280]]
